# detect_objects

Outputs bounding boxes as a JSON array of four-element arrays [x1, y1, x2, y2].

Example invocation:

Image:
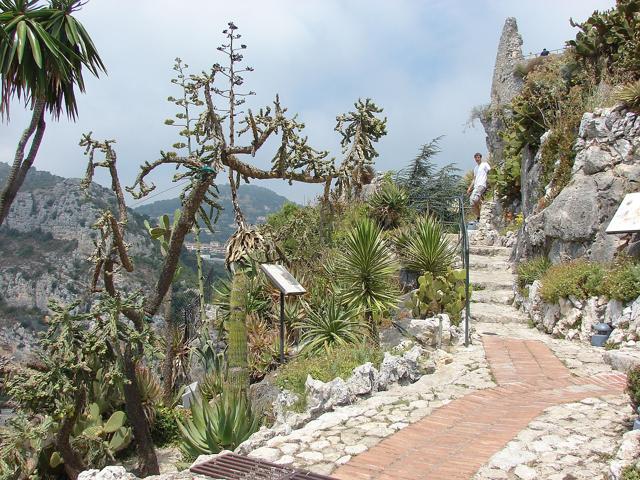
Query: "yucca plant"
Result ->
[[615, 80, 640, 111], [395, 215, 456, 276], [368, 177, 409, 229], [330, 217, 399, 343], [296, 295, 364, 355], [177, 390, 260, 460]]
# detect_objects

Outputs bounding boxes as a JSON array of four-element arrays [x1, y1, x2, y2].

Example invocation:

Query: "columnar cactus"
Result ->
[[227, 271, 249, 391]]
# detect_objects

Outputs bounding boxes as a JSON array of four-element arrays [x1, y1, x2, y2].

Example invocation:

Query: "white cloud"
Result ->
[[0, 0, 615, 204]]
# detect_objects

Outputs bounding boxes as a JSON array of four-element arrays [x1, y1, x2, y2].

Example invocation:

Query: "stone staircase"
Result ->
[[466, 242, 529, 324]]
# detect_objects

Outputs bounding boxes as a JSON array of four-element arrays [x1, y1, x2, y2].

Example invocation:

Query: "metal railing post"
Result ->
[[458, 196, 471, 347]]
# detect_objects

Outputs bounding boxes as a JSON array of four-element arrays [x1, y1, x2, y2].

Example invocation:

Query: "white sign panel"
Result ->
[[260, 264, 306, 295], [607, 192, 640, 234]]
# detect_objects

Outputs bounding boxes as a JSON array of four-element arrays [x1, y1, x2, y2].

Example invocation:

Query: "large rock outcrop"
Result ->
[[0, 164, 160, 357], [480, 17, 524, 168], [518, 106, 640, 262]]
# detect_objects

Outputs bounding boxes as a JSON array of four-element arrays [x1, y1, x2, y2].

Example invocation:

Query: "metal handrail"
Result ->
[[458, 196, 471, 347], [432, 196, 471, 346]]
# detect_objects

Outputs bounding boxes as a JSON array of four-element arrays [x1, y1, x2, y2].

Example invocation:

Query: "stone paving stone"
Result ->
[[332, 337, 626, 480]]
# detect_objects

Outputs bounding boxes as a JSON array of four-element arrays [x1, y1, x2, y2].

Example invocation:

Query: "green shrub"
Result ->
[[622, 464, 640, 480], [603, 260, 640, 303], [539, 261, 604, 303], [151, 405, 186, 447], [296, 296, 365, 355], [627, 365, 640, 412], [516, 256, 552, 289], [274, 343, 383, 399]]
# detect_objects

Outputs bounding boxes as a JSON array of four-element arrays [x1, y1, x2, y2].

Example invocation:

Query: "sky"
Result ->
[[0, 0, 615, 206]]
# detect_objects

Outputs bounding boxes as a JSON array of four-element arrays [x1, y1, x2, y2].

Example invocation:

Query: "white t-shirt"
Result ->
[[473, 161, 491, 189]]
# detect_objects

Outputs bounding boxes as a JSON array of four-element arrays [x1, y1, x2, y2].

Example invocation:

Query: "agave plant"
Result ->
[[395, 215, 456, 276], [296, 296, 364, 355], [614, 80, 640, 111], [177, 390, 261, 459], [330, 217, 399, 342], [198, 353, 227, 402], [135, 365, 162, 425], [367, 177, 409, 229]]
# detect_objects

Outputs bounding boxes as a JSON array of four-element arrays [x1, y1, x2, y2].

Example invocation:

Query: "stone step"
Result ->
[[470, 303, 529, 324], [469, 245, 512, 257], [470, 270, 516, 290], [471, 288, 514, 305], [468, 255, 512, 270]]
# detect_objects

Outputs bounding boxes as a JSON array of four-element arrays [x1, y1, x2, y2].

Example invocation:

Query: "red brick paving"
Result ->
[[332, 337, 626, 480]]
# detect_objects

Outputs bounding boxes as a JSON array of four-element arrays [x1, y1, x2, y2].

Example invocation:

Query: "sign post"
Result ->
[[259, 264, 306, 363]]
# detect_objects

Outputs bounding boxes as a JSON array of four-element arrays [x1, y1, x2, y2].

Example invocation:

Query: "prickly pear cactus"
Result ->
[[412, 269, 471, 325]]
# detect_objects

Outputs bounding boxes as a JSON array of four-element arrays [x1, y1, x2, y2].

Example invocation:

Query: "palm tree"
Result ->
[[0, 0, 106, 226], [331, 217, 399, 344]]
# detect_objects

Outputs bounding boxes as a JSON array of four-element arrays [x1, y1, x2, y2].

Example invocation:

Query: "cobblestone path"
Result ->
[[332, 336, 626, 480]]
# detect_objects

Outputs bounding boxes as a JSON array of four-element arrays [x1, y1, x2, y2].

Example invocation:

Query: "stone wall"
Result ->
[[518, 280, 640, 371]]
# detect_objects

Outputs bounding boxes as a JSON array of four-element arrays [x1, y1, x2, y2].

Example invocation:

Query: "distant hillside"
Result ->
[[135, 183, 292, 243], [0, 163, 161, 347]]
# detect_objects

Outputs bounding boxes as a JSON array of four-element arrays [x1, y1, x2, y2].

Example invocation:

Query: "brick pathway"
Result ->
[[332, 336, 626, 480]]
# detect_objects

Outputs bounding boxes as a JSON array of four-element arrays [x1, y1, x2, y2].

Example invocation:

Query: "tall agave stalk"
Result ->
[[227, 270, 249, 391]]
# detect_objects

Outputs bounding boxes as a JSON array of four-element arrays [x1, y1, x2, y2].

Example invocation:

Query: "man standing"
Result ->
[[467, 152, 491, 221]]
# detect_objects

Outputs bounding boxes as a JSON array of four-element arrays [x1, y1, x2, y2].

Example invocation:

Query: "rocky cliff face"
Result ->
[[517, 106, 640, 262], [480, 17, 524, 168], [0, 164, 160, 347]]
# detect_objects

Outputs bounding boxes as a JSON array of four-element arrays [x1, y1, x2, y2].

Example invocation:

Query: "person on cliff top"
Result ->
[[467, 152, 491, 221], [540, 48, 550, 56]]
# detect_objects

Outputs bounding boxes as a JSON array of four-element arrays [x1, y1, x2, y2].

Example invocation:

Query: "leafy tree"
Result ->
[[0, 0, 106, 226], [396, 137, 464, 224]]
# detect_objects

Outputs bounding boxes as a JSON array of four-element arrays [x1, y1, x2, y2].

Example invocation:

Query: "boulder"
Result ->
[[248, 378, 281, 418], [346, 362, 379, 396], [606, 299, 626, 326], [401, 346, 430, 381], [609, 431, 640, 480], [378, 352, 410, 389], [603, 350, 640, 372], [580, 297, 603, 341], [515, 106, 640, 264], [78, 467, 136, 480], [542, 303, 560, 333], [305, 376, 352, 414]]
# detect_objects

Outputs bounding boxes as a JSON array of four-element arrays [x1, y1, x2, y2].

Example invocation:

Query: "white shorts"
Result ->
[[470, 185, 486, 205]]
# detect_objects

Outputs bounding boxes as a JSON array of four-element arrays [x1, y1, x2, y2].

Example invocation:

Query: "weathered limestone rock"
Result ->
[[346, 363, 379, 396], [603, 349, 640, 372], [305, 376, 353, 414], [609, 431, 640, 479], [396, 314, 459, 348], [519, 106, 640, 263], [480, 17, 524, 220], [78, 467, 137, 480]]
